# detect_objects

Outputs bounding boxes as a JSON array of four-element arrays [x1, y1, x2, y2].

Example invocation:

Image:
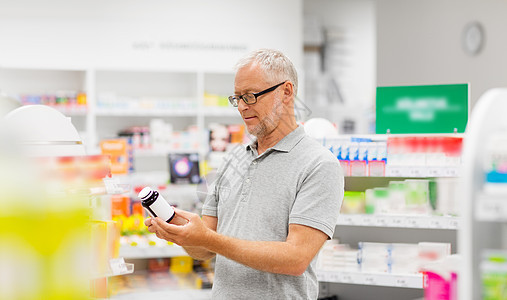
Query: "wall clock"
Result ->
[[462, 21, 485, 56]]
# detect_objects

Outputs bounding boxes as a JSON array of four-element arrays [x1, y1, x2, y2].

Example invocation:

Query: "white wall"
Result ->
[[377, 0, 507, 107], [0, 0, 302, 72], [303, 0, 376, 133]]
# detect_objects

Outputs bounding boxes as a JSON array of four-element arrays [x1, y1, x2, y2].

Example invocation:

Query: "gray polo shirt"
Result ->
[[202, 126, 344, 299]]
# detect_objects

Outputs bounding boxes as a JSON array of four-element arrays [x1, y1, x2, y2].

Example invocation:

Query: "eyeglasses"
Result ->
[[228, 81, 286, 107]]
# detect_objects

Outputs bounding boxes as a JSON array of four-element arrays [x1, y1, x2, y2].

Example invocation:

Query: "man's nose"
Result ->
[[237, 98, 249, 112]]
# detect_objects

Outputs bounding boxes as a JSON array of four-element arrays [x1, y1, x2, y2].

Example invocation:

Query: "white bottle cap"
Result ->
[[138, 186, 153, 200]]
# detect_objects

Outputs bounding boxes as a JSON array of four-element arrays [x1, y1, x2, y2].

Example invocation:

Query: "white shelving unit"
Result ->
[[343, 167, 460, 178], [319, 141, 462, 300], [385, 166, 460, 178], [0, 66, 242, 156], [337, 214, 459, 230], [120, 245, 188, 259], [0, 66, 89, 132], [459, 88, 507, 300], [317, 270, 423, 289], [112, 288, 213, 300]]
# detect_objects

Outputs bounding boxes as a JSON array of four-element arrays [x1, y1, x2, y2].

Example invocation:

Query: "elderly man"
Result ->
[[147, 49, 343, 299]]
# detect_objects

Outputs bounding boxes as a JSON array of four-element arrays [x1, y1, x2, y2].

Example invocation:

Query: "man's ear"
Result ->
[[282, 82, 294, 103]]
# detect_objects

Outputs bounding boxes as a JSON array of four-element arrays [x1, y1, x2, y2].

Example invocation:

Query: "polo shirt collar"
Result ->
[[245, 126, 305, 153]]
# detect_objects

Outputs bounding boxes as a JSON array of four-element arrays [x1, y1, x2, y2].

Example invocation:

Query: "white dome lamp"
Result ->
[[3, 105, 85, 157], [303, 117, 339, 140]]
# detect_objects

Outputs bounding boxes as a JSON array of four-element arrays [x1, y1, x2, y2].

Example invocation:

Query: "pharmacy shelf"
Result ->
[[385, 166, 460, 178], [337, 214, 459, 230], [343, 166, 461, 178], [95, 108, 197, 117], [112, 288, 212, 300], [317, 270, 423, 289], [52, 105, 88, 116], [1, 67, 239, 154], [202, 106, 239, 117], [134, 148, 201, 157], [120, 245, 188, 259]]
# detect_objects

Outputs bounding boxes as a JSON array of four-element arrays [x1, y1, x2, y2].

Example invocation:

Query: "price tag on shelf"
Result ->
[[342, 215, 355, 225], [364, 275, 377, 285], [395, 277, 408, 287], [408, 167, 425, 177], [389, 216, 406, 227], [447, 218, 459, 229], [428, 218, 444, 229], [109, 257, 128, 275], [362, 216, 374, 226], [316, 271, 326, 282], [341, 273, 353, 283], [406, 218, 420, 228], [329, 272, 340, 283], [375, 216, 388, 227], [386, 167, 402, 177], [427, 168, 443, 177], [444, 167, 459, 177]]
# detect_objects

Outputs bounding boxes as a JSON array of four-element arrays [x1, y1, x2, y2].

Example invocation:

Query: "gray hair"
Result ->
[[235, 49, 298, 96]]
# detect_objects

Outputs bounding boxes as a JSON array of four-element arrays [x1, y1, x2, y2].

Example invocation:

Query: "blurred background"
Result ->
[[1, 0, 507, 299]]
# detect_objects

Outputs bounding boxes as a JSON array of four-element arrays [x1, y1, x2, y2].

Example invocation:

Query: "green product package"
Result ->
[[341, 191, 366, 214]]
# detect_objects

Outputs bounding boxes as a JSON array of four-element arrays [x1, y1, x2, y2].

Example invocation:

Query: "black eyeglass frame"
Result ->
[[228, 81, 286, 107]]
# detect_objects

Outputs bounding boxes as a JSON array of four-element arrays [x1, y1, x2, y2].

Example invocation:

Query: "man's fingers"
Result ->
[[154, 217, 184, 233], [144, 218, 153, 227], [153, 227, 178, 244], [173, 208, 196, 220]]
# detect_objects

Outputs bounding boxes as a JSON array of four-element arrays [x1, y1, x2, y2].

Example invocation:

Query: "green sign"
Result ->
[[376, 84, 469, 134]]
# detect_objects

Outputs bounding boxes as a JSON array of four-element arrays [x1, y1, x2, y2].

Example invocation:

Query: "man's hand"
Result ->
[[144, 207, 189, 228], [146, 208, 213, 248]]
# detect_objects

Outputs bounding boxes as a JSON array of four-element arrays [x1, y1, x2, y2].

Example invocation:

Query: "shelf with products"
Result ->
[[316, 240, 452, 290], [340, 177, 460, 224], [0, 67, 89, 126], [1, 104, 138, 299], [327, 136, 462, 223], [316, 132, 463, 300], [0, 66, 238, 155], [321, 134, 463, 178], [459, 88, 507, 300], [28, 155, 133, 298], [109, 258, 214, 299], [52, 104, 88, 116], [105, 174, 202, 259]]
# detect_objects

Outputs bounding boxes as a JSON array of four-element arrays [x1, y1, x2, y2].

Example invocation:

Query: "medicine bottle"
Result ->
[[138, 187, 175, 223]]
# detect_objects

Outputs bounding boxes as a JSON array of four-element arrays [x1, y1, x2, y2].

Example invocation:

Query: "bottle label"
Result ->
[[147, 198, 175, 222]]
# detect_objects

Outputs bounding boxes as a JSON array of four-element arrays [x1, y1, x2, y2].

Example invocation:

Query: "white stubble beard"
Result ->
[[247, 97, 284, 139]]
